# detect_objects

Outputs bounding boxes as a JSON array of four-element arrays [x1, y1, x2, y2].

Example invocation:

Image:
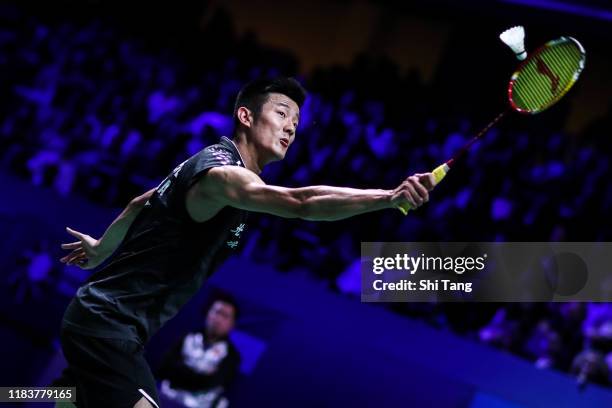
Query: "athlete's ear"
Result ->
[[236, 107, 253, 128]]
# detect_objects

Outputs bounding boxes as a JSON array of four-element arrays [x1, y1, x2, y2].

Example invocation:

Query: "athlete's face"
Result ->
[[250, 93, 300, 162], [206, 301, 236, 338]]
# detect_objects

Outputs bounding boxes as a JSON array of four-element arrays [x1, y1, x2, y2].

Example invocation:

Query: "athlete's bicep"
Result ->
[[225, 179, 305, 218], [190, 166, 304, 219]]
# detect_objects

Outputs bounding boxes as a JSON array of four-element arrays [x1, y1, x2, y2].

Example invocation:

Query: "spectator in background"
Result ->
[[8, 240, 58, 303], [524, 319, 562, 370], [157, 293, 241, 408], [572, 349, 610, 388]]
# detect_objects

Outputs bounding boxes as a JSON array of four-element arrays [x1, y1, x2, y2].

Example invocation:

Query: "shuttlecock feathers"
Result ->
[[500, 26, 526, 60]]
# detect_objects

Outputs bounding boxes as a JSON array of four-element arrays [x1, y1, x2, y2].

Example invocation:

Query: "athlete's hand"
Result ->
[[390, 173, 434, 210], [415, 172, 436, 192], [59, 227, 106, 270]]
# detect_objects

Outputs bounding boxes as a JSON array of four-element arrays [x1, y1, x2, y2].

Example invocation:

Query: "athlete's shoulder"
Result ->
[[185, 137, 249, 196], [197, 137, 242, 167]]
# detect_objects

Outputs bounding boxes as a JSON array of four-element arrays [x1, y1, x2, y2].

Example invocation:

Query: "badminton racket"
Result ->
[[398, 35, 586, 215]]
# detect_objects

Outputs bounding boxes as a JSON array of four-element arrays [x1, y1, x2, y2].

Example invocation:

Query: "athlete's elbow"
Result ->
[[278, 193, 315, 220], [295, 201, 314, 220], [272, 198, 332, 221], [297, 199, 336, 221], [284, 198, 309, 219], [287, 187, 336, 221], [264, 189, 321, 220]]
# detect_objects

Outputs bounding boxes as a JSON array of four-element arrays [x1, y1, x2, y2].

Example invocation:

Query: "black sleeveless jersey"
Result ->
[[62, 137, 248, 345]]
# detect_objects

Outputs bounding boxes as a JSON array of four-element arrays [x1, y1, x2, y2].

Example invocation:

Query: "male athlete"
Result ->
[[56, 77, 435, 407]]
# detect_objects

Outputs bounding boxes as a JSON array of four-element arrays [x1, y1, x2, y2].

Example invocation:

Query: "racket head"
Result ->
[[508, 36, 586, 114]]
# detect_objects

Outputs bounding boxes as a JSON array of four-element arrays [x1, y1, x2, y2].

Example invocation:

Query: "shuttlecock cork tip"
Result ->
[[500, 25, 526, 60]]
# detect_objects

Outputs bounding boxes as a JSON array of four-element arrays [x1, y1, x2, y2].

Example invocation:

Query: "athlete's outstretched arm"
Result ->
[[59, 188, 156, 269], [187, 166, 435, 222]]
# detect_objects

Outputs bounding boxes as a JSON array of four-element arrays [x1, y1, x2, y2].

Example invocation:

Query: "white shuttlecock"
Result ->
[[499, 26, 526, 60]]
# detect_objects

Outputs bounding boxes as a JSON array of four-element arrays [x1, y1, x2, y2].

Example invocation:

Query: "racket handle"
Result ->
[[397, 163, 450, 215]]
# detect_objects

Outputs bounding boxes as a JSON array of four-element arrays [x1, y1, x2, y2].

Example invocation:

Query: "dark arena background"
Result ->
[[2, 0, 612, 406]]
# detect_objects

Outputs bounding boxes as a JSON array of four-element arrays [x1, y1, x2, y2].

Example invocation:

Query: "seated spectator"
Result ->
[[524, 320, 562, 370], [571, 349, 610, 388], [157, 293, 241, 408]]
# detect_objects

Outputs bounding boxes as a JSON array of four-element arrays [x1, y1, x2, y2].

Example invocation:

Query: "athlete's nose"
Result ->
[[283, 120, 295, 137]]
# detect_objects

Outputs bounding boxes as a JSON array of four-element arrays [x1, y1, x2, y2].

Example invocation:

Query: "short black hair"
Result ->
[[233, 77, 307, 125], [203, 290, 240, 320]]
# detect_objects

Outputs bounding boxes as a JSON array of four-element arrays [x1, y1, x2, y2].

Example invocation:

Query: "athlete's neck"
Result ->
[[231, 135, 263, 174]]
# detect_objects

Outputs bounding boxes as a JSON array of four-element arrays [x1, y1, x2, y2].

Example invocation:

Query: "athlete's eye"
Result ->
[[277, 111, 286, 118]]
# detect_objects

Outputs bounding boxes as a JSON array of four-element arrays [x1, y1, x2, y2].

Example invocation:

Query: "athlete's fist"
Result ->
[[390, 173, 432, 210]]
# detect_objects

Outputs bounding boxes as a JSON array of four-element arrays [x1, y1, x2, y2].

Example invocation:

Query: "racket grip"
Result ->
[[397, 163, 450, 215]]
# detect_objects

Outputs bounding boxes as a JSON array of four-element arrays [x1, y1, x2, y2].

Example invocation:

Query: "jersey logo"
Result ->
[[226, 223, 247, 249], [157, 179, 172, 196], [156, 159, 187, 197], [230, 223, 246, 237]]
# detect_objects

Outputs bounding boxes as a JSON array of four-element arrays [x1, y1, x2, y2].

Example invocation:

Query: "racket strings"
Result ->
[[511, 39, 584, 113]]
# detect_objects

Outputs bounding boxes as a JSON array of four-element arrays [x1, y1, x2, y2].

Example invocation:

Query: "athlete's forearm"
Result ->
[[293, 186, 392, 221], [199, 166, 402, 222], [96, 189, 155, 254]]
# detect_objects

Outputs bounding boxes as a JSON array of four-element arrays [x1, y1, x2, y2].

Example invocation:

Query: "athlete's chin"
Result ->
[[260, 143, 287, 164], [269, 147, 287, 161], [270, 153, 285, 162]]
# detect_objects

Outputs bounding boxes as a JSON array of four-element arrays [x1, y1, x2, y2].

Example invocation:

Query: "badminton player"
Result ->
[[56, 77, 435, 407]]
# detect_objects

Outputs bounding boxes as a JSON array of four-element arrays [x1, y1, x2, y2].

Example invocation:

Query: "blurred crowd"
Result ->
[[1, 4, 611, 386]]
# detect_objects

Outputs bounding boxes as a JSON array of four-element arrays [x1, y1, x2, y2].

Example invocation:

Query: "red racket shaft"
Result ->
[[446, 109, 509, 168], [397, 109, 509, 215]]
